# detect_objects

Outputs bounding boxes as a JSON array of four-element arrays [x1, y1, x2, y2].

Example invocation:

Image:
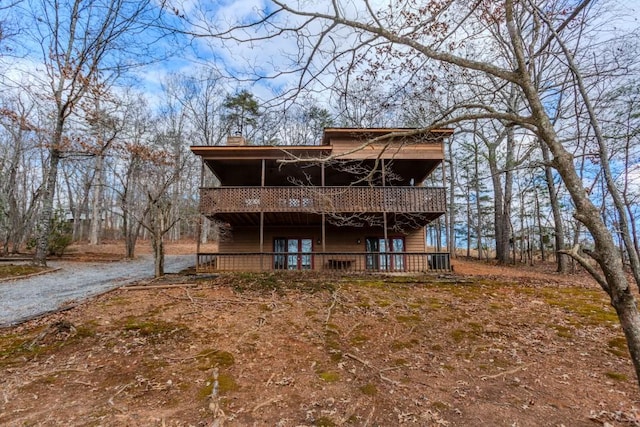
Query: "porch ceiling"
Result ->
[[207, 211, 443, 229], [204, 158, 441, 186]]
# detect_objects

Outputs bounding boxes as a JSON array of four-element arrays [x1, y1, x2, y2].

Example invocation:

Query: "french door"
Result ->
[[274, 238, 313, 270], [365, 237, 405, 271]]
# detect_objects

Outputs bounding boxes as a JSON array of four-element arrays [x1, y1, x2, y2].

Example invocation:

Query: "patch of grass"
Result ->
[[326, 323, 340, 333], [0, 334, 32, 361], [451, 329, 466, 343], [71, 321, 98, 339], [607, 337, 629, 358], [318, 371, 340, 382], [351, 279, 388, 289], [428, 298, 444, 309], [393, 358, 409, 366], [396, 314, 421, 324], [198, 373, 239, 399], [122, 317, 189, 343], [605, 371, 628, 381], [391, 339, 419, 351], [349, 334, 369, 346], [522, 287, 618, 326], [356, 301, 371, 309], [467, 322, 483, 333], [488, 302, 505, 311], [1, 321, 95, 366], [228, 272, 335, 295], [315, 417, 337, 427], [431, 401, 449, 411], [0, 264, 49, 279], [197, 349, 235, 370], [552, 324, 573, 339], [451, 323, 483, 343], [360, 383, 377, 395]]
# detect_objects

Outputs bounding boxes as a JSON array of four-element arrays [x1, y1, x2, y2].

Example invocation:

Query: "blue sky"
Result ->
[[2, 0, 639, 112]]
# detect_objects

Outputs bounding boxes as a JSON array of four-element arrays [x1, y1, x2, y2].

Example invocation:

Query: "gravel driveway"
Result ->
[[0, 254, 194, 327]]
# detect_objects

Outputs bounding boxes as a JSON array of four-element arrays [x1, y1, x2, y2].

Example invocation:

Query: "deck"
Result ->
[[196, 251, 451, 273]]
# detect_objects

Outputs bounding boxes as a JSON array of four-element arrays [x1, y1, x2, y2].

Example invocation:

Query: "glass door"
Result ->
[[300, 238, 313, 270], [274, 238, 313, 270], [274, 238, 286, 270], [365, 237, 379, 270], [286, 239, 299, 270], [391, 238, 405, 271], [365, 237, 405, 271]]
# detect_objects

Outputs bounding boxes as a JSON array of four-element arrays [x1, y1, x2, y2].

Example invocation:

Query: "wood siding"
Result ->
[[213, 226, 429, 271], [330, 137, 444, 161]]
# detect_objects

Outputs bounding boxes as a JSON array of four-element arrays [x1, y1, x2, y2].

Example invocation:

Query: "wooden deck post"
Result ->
[[196, 158, 204, 271], [382, 159, 388, 248], [260, 159, 265, 270], [321, 162, 326, 254]]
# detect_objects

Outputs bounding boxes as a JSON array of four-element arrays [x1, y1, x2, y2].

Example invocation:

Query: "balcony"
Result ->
[[199, 186, 446, 216]]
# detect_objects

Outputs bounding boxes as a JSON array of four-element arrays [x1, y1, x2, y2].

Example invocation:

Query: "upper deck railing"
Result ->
[[199, 186, 446, 215]]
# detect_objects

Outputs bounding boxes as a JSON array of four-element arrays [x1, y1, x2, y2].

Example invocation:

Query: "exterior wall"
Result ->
[[330, 137, 444, 161], [212, 225, 429, 272]]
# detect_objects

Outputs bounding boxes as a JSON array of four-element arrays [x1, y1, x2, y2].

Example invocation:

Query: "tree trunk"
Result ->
[[89, 152, 104, 245], [488, 146, 511, 264], [473, 141, 483, 260], [446, 146, 456, 257], [540, 140, 567, 272], [535, 188, 546, 262], [505, 0, 640, 387], [466, 183, 471, 258], [34, 143, 61, 266], [152, 233, 164, 277]]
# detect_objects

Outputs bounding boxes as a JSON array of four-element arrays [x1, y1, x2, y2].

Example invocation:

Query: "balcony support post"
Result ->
[[382, 159, 388, 247], [321, 162, 326, 252], [260, 159, 265, 270], [260, 212, 264, 270], [196, 158, 204, 270]]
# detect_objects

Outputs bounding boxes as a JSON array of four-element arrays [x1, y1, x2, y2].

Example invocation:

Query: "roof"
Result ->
[[190, 128, 453, 159], [321, 127, 453, 145], [190, 145, 328, 160]]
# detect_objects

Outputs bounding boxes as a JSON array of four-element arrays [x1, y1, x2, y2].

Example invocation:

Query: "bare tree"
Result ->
[[20, 0, 162, 266], [83, 86, 122, 245], [0, 96, 42, 254], [179, 0, 640, 386], [138, 142, 187, 277]]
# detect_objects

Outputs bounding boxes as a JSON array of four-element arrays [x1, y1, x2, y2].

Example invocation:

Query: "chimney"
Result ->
[[226, 135, 246, 146]]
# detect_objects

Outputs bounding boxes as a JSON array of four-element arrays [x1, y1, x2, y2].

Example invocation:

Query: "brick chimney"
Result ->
[[226, 135, 246, 146]]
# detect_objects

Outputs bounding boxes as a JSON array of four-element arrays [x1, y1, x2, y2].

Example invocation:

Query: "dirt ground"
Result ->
[[59, 240, 207, 261], [1, 248, 639, 426]]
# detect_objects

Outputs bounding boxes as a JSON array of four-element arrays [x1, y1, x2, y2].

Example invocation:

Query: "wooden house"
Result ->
[[191, 128, 451, 272]]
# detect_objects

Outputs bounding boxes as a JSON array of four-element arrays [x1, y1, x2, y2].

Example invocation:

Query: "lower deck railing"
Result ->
[[196, 251, 451, 273]]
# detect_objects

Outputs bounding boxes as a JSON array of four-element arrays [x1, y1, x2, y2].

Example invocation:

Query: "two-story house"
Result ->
[[191, 128, 451, 272]]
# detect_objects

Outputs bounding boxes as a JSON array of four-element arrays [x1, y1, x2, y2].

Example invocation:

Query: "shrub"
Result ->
[[27, 210, 73, 257]]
